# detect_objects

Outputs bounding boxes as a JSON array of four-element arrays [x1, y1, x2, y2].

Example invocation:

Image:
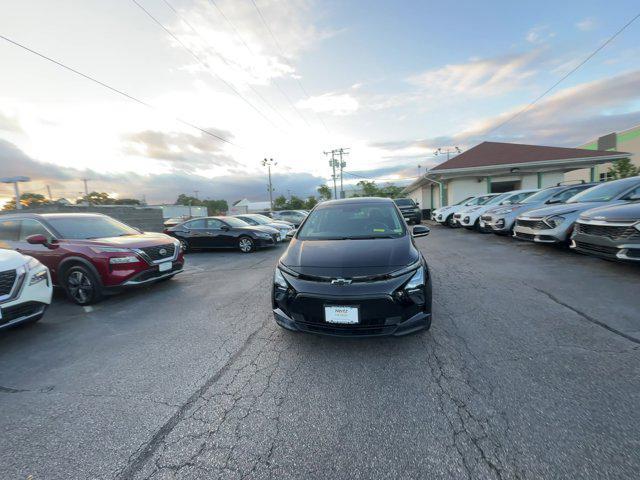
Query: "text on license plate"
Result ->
[[159, 261, 172, 272], [324, 306, 359, 324]]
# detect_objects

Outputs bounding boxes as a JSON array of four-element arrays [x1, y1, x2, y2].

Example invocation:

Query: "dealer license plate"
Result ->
[[324, 306, 359, 324]]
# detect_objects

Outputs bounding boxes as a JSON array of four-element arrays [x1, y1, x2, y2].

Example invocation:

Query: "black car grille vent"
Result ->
[[0, 269, 17, 296]]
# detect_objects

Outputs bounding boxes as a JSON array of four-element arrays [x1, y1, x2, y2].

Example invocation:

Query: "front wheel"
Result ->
[[179, 238, 190, 253], [63, 265, 103, 305], [445, 215, 455, 227], [238, 236, 255, 253]]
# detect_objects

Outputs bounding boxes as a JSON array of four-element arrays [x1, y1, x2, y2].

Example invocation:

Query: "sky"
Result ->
[[1, 0, 640, 205]]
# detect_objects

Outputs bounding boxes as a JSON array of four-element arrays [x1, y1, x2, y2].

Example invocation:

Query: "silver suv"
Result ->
[[481, 183, 595, 235], [513, 176, 640, 244]]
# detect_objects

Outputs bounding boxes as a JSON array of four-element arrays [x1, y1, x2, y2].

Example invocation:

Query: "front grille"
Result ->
[[0, 301, 44, 325], [0, 269, 16, 296], [139, 244, 176, 262], [481, 215, 492, 222], [516, 219, 549, 230], [574, 241, 619, 256], [453, 213, 462, 219], [576, 223, 640, 240]]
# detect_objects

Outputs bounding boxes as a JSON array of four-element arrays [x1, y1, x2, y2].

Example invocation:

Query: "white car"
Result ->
[[432, 194, 498, 227], [455, 189, 539, 230], [0, 249, 52, 330]]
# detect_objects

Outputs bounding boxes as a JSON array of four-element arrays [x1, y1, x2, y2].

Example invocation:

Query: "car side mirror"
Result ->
[[286, 229, 297, 239], [412, 225, 430, 237], [26, 234, 54, 248]]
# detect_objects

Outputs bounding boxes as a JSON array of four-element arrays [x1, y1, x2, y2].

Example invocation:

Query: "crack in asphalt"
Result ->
[[115, 314, 273, 480], [533, 287, 640, 345]]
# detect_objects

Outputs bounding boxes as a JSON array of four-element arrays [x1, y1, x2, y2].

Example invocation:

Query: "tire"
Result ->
[[445, 215, 455, 227], [238, 236, 255, 253], [179, 238, 190, 253], [63, 264, 103, 305]]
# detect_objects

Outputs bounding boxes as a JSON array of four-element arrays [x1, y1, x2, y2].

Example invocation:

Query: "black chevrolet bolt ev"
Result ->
[[272, 197, 432, 337]]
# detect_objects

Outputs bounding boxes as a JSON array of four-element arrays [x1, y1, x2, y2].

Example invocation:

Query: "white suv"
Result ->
[[456, 189, 539, 229], [0, 249, 52, 330]]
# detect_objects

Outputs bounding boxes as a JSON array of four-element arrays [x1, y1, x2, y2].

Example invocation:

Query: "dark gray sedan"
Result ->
[[571, 201, 640, 261]]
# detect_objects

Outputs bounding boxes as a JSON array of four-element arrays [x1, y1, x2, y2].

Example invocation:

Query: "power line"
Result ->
[[207, 0, 313, 128], [0, 33, 234, 145], [248, 0, 330, 134], [160, 0, 292, 128], [131, 0, 284, 134], [486, 11, 640, 136]]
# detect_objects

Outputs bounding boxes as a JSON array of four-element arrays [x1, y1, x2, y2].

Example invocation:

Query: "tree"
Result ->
[[176, 194, 203, 206], [113, 198, 141, 205], [608, 158, 639, 180], [305, 196, 318, 209], [204, 199, 228, 215], [2, 192, 50, 211], [273, 195, 288, 210], [287, 195, 306, 209], [357, 180, 381, 197], [317, 184, 332, 201]]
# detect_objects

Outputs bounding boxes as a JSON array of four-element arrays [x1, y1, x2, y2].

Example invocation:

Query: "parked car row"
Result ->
[[431, 176, 640, 262]]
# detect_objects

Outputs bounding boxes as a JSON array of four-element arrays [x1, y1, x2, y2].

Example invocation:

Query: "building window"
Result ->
[[599, 171, 613, 182]]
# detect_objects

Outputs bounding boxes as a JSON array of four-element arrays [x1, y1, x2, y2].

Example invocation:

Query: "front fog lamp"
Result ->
[[109, 256, 139, 264], [274, 268, 288, 288], [405, 267, 424, 290]]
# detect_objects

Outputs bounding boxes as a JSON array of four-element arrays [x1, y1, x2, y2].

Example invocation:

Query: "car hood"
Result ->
[[63, 233, 177, 248], [0, 248, 28, 269], [281, 236, 419, 277], [521, 201, 621, 218], [485, 203, 532, 216], [579, 202, 640, 222]]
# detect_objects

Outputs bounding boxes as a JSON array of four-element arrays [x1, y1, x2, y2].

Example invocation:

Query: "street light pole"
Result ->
[[262, 158, 277, 211], [1, 176, 30, 210]]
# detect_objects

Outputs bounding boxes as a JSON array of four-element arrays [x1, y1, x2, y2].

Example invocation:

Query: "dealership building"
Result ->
[[401, 140, 632, 210]]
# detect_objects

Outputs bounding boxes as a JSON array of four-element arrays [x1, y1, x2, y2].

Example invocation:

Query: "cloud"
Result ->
[[526, 25, 555, 44], [0, 111, 21, 133], [296, 93, 359, 115], [0, 138, 325, 204], [576, 18, 596, 31], [122, 128, 238, 172], [407, 50, 542, 97]]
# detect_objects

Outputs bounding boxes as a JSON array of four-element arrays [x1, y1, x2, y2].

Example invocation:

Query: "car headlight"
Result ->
[[29, 269, 49, 286], [274, 268, 288, 288], [545, 215, 566, 228], [109, 256, 140, 264], [405, 267, 424, 290], [90, 246, 132, 253]]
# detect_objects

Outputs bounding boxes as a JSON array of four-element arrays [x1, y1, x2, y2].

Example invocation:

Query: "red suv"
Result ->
[[0, 213, 184, 305]]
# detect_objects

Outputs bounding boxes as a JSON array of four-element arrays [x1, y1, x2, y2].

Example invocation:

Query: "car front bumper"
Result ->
[[570, 232, 640, 261], [0, 268, 52, 329], [512, 221, 570, 243], [272, 269, 432, 337]]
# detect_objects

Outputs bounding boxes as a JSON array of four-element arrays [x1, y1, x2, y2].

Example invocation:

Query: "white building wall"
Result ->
[[447, 178, 487, 205]]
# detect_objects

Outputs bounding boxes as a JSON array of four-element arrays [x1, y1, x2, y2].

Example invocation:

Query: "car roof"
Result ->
[[320, 197, 395, 206], [0, 212, 108, 220]]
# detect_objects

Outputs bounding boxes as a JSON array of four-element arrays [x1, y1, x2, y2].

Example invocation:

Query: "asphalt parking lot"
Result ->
[[1, 225, 639, 480]]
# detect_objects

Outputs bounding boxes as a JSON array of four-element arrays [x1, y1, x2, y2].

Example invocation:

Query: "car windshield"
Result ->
[[297, 202, 406, 240], [245, 215, 271, 225], [219, 217, 249, 227], [520, 188, 561, 204], [394, 199, 414, 206], [46, 216, 139, 239], [484, 194, 508, 205], [567, 180, 637, 203], [456, 196, 474, 205]]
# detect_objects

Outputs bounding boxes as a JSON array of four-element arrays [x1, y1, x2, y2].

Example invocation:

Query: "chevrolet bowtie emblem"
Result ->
[[331, 278, 352, 286]]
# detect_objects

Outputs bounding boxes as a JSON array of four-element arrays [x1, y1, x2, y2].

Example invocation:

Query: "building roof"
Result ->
[[431, 141, 629, 172]]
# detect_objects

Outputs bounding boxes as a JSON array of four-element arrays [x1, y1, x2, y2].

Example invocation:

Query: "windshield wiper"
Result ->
[[340, 235, 397, 240]]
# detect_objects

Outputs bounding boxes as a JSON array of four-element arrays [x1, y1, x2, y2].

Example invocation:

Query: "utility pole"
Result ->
[[324, 151, 338, 199], [1, 176, 30, 210], [46, 185, 53, 201], [417, 165, 422, 177], [261, 158, 277, 211], [81, 178, 90, 204], [337, 148, 349, 199]]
